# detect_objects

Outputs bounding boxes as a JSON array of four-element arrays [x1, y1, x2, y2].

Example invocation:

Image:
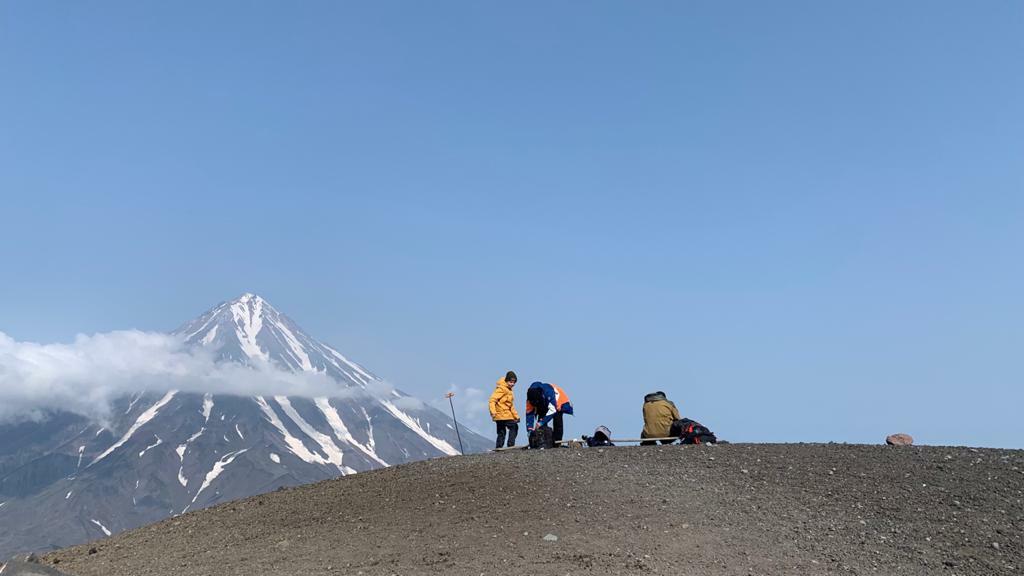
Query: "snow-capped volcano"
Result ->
[[0, 294, 489, 558], [176, 293, 375, 385], [176, 293, 376, 383]]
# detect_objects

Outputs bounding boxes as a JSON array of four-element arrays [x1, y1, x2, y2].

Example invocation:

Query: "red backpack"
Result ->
[[670, 418, 717, 444]]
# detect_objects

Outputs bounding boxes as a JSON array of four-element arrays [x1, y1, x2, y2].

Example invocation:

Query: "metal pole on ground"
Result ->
[[445, 392, 465, 455]]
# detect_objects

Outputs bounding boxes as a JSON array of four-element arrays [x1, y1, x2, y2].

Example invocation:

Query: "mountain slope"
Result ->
[[0, 294, 489, 558], [37, 443, 1024, 576]]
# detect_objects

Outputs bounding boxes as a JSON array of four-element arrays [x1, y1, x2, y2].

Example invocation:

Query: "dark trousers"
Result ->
[[495, 420, 519, 449], [552, 412, 564, 444]]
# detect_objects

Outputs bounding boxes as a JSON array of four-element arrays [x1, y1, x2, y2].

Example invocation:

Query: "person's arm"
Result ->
[[539, 412, 554, 427], [525, 401, 535, 429], [488, 390, 500, 420]]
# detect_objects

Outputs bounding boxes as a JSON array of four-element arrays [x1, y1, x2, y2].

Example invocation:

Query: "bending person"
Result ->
[[525, 381, 573, 444]]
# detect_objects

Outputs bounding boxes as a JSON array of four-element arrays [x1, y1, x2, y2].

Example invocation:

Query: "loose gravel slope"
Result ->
[[43, 444, 1023, 575]]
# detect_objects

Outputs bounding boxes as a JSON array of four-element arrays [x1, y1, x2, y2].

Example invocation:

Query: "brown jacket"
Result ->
[[642, 392, 680, 439]]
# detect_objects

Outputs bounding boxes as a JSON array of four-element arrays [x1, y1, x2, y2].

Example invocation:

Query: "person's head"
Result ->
[[644, 391, 667, 403], [505, 371, 517, 386], [527, 385, 547, 415]]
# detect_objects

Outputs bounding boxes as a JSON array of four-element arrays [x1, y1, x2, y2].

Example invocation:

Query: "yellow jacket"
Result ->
[[489, 378, 519, 422], [642, 393, 680, 438]]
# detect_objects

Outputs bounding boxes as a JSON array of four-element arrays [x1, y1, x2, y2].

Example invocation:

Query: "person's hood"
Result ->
[[496, 378, 515, 390], [644, 391, 667, 403]]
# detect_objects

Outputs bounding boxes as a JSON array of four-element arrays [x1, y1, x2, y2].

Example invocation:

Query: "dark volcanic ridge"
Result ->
[[37, 443, 1024, 576]]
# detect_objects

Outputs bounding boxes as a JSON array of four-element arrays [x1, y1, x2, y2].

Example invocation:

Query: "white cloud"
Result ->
[[430, 383, 494, 437], [390, 395, 425, 410], [0, 330, 355, 424]]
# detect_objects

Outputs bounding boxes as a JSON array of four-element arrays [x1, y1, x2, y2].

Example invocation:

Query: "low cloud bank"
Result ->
[[0, 330, 362, 423]]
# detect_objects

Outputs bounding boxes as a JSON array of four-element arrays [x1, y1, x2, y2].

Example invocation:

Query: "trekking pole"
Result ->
[[444, 392, 465, 455]]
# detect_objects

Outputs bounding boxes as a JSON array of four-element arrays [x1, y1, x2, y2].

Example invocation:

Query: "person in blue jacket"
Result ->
[[525, 381, 573, 444]]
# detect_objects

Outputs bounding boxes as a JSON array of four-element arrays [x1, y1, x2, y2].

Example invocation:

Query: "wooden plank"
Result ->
[[492, 437, 680, 451], [598, 437, 679, 443]]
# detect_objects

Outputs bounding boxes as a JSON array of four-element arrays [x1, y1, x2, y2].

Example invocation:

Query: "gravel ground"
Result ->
[[42, 443, 1024, 575]]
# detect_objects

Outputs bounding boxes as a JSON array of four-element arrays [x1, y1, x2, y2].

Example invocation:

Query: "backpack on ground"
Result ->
[[583, 425, 615, 447], [670, 418, 717, 444], [529, 425, 555, 449]]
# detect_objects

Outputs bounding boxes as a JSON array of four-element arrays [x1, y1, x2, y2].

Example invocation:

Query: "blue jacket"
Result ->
[[525, 382, 573, 429]]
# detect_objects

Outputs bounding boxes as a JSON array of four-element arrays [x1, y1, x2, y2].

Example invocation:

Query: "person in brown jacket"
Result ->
[[641, 391, 680, 445], [489, 371, 519, 449]]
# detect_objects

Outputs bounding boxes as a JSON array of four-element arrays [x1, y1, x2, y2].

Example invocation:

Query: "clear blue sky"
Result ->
[[2, 2, 1022, 447]]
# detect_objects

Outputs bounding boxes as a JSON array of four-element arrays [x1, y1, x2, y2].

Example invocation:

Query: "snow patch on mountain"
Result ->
[[380, 400, 459, 456], [230, 295, 268, 361], [255, 396, 336, 467], [91, 391, 177, 466], [276, 321, 313, 372], [200, 394, 213, 423], [189, 449, 249, 507], [315, 397, 387, 467], [89, 519, 112, 537], [274, 396, 352, 474], [138, 435, 162, 458]]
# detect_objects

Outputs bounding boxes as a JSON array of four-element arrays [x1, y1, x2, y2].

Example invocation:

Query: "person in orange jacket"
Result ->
[[525, 381, 573, 444], [489, 371, 519, 449]]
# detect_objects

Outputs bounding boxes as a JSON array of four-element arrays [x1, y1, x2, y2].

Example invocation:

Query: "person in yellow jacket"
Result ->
[[489, 371, 519, 449], [641, 391, 681, 445]]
